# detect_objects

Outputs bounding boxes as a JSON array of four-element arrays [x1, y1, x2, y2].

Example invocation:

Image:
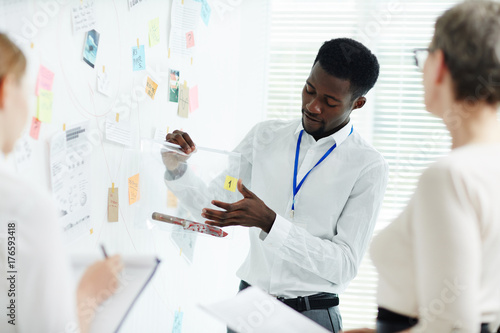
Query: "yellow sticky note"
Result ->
[[167, 190, 178, 208], [149, 17, 160, 47], [224, 176, 237, 192], [128, 173, 140, 205], [145, 77, 159, 100], [90, 228, 93, 235], [37, 89, 54, 123], [108, 188, 119, 222]]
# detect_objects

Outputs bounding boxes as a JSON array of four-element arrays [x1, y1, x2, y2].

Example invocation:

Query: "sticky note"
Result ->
[[167, 190, 178, 208], [37, 89, 54, 123], [145, 77, 159, 100], [128, 174, 140, 205], [189, 85, 199, 113], [172, 310, 183, 333], [132, 45, 146, 71], [90, 228, 93, 235], [29, 117, 41, 140], [186, 31, 195, 48], [108, 188, 119, 222], [35, 65, 54, 96], [177, 82, 189, 118], [149, 17, 160, 47], [201, 1, 211, 26], [224, 175, 238, 192]]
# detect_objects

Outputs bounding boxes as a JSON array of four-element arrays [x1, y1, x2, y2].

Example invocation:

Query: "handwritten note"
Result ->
[[177, 81, 189, 118], [189, 85, 199, 113], [97, 70, 111, 96], [108, 188, 119, 222], [105, 119, 132, 147], [186, 31, 195, 48], [29, 117, 41, 140], [172, 310, 183, 333], [145, 77, 159, 100], [71, 1, 96, 34], [149, 17, 160, 47], [128, 174, 140, 205], [14, 135, 33, 172], [201, 1, 211, 26], [132, 45, 146, 71], [35, 65, 54, 96], [224, 175, 238, 192], [37, 89, 54, 123]]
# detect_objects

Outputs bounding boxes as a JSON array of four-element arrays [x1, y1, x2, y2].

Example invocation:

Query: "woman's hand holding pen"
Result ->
[[77, 251, 123, 333], [202, 179, 277, 234]]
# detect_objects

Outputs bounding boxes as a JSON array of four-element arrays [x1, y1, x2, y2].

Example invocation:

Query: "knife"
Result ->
[[152, 212, 228, 238]]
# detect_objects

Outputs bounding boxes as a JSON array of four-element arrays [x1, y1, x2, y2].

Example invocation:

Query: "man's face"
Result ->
[[301, 62, 365, 140]]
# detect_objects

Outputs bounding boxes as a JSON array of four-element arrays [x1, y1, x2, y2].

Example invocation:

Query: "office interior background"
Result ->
[[2, 0, 496, 331]]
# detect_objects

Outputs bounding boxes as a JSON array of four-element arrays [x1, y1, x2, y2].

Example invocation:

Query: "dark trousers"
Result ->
[[227, 280, 342, 333]]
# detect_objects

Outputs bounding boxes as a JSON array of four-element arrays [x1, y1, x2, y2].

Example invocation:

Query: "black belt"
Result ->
[[239, 280, 339, 313], [277, 292, 339, 312]]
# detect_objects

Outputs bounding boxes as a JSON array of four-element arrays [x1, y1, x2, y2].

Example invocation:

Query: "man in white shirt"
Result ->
[[166, 38, 388, 332]]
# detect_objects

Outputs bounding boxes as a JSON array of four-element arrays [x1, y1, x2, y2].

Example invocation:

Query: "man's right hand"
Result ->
[[166, 130, 196, 154], [162, 130, 196, 172]]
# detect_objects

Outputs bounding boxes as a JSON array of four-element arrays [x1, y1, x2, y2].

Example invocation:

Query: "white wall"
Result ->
[[1, 0, 268, 331]]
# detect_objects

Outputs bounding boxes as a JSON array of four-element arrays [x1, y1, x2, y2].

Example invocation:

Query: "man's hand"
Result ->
[[162, 130, 196, 171], [202, 179, 276, 233], [166, 130, 196, 154]]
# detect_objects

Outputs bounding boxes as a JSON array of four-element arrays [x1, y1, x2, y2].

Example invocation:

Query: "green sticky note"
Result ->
[[37, 89, 53, 123], [149, 17, 160, 47]]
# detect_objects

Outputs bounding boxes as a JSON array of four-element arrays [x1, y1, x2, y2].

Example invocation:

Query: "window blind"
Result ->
[[266, 0, 459, 328]]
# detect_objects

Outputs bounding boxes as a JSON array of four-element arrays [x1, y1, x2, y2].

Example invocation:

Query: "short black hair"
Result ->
[[314, 38, 380, 100]]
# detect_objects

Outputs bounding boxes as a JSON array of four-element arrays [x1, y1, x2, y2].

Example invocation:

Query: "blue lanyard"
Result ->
[[292, 126, 353, 215]]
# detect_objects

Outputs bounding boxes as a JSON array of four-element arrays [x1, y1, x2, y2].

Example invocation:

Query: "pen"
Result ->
[[100, 244, 108, 258]]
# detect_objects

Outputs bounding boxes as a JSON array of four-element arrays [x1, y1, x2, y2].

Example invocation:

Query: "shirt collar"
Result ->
[[294, 119, 353, 146]]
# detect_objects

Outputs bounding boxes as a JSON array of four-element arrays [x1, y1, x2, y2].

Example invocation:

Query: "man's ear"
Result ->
[[352, 96, 366, 110]]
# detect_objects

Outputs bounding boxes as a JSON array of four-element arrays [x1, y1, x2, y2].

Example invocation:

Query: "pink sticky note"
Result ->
[[29, 117, 41, 140], [186, 31, 195, 49], [189, 85, 199, 113], [36, 65, 55, 96]]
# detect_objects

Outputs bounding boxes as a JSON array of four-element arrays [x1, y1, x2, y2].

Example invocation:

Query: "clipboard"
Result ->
[[71, 255, 161, 333]]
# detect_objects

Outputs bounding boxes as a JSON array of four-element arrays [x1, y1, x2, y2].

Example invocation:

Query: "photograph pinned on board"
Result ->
[[169, 69, 180, 103], [83, 29, 100, 68]]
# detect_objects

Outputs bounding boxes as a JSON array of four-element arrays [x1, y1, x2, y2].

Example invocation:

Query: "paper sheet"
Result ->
[[71, 0, 96, 34], [105, 118, 132, 147], [149, 17, 160, 47], [50, 122, 92, 243], [177, 81, 189, 118], [97, 70, 111, 96], [169, 0, 201, 58], [189, 85, 199, 112], [199, 287, 330, 333], [37, 89, 54, 123]]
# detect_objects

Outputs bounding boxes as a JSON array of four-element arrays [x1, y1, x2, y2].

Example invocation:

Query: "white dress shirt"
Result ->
[[0, 157, 78, 333], [371, 143, 500, 332], [166, 119, 388, 298], [231, 119, 388, 297]]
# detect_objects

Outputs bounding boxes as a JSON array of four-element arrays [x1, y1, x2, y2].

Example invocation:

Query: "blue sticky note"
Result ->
[[201, 1, 211, 26], [172, 311, 183, 333], [132, 45, 146, 71]]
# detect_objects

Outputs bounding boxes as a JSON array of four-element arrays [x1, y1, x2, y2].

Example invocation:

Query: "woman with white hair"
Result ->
[[347, 1, 500, 332]]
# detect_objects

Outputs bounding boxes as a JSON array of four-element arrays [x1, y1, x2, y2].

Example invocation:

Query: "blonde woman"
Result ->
[[346, 1, 500, 332], [0, 33, 122, 333]]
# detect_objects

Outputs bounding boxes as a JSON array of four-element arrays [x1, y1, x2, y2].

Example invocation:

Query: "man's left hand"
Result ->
[[202, 179, 276, 233]]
